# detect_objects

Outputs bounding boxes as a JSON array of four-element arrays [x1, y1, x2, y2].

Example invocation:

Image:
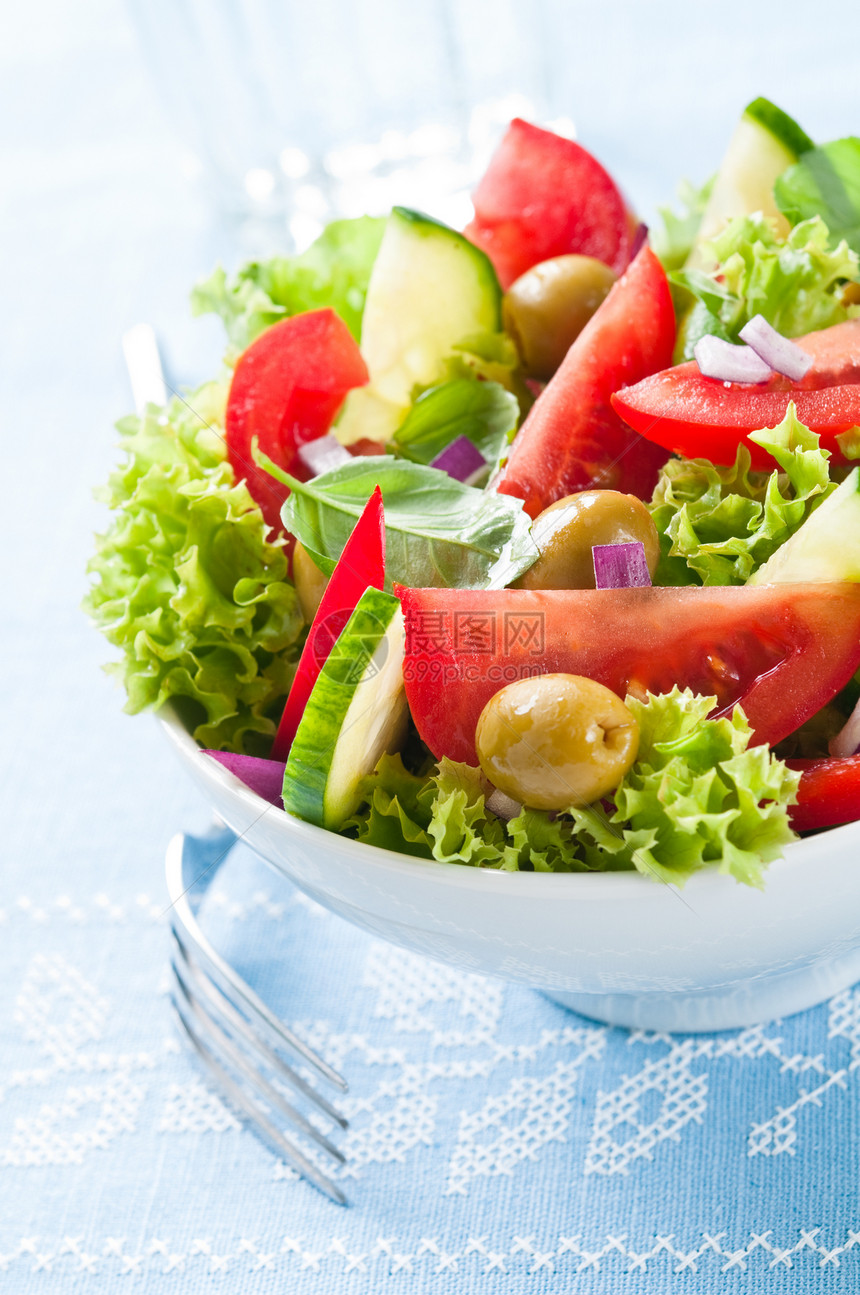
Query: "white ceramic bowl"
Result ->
[[161, 707, 860, 1033]]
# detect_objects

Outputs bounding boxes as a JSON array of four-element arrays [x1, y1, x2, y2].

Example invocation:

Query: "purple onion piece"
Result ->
[[829, 697, 860, 758], [738, 314, 814, 381], [430, 435, 488, 485], [203, 750, 286, 807], [592, 541, 652, 589], [297, 433, 352, 477], [693, 334, 772, 384], [630, 222, 649, 259]]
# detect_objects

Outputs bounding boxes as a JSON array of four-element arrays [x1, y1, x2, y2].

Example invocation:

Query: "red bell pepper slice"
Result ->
[[225, 308, 369, 539], [463, 118, 633, 289], [610, 318, 860, 470], [493, 246, 676, 517], [270, 486, 385, 760], [787, 756, 860, 832]]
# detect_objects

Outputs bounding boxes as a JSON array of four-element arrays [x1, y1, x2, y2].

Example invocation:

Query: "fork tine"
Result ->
[[171, 930, 348, 1130], [165, 831, 347, 1092], [170, 997, 348, 1206], [170, 954, 346, 1163]]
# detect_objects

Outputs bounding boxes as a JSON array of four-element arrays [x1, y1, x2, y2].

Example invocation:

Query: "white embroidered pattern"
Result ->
[[158, 1081, 239, 1135], [1, 954, 171, 1167], [585, 1039, 708, 1175], [4, 894, 860, 1284], [2, 1227, 860, 1279], [1, 888, 316, 927]]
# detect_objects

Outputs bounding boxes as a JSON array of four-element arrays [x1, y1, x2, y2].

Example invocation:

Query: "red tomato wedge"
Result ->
[[787, 756, 860, 832], [610, 318, 860, 470], [225, 309, 369, 538], [463, 118, 633, 289], [397, 584, 860, 765], [271, 487, 385, 760], [493, 246, 675, 517]]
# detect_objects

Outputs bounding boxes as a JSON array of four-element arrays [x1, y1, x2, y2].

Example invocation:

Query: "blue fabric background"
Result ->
[[2, 2, 859, 1289]]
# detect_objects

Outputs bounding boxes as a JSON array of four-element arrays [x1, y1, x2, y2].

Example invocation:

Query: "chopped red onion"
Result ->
[[829, 697, 860, 758], [203, 750, 286, 807], [592, 541, 652, 589], [738, 314, 814, 381], [693, 334, 772, 384], [630, 222, 649, 258], [297, 433, 352, 477], [430, 435, 488, 485], [486, 787, 522, 820]]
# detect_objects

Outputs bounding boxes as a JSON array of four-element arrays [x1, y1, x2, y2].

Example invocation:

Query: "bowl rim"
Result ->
[[160, 702, 860, 901]]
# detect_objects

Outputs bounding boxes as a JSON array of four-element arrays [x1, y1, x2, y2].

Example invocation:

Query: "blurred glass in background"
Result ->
[[126, 0, 574, 252]]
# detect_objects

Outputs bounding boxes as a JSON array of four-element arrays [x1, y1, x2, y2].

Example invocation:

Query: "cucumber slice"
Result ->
[[687, 98, 813, 267], [337, 207, 502, 443], [748, 468, 860, 585], [281, 586, 407, 829]]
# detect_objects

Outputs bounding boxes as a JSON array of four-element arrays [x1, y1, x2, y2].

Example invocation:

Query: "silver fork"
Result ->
[[165, 823, 349, 1204]]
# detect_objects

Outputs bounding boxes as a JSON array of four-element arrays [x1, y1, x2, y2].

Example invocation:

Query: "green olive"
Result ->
[[293, 542, 328, 622], [843, 281, 860, 308], [517, 490, 661, 591], [503, 255, 617, 379], [476, 673, 639, 810]]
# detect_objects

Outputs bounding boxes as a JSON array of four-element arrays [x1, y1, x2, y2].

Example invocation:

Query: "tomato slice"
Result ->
[[397, 584, 860, 764], [225, 309, 369, 538], [610, 318, 860, 469], [463, 118, 633, 289], [493, 246, 675, 517], [787, 756, 860, 831]]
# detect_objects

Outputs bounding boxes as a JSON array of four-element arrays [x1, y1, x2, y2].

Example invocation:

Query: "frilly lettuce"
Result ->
[[651, 174, 714, 273], [649, 404, 836, 586], [85, 386, 304, 753], [673, 214, 860, 360], [569, 689, 799, 888], [191, 216, 386, 356], [348, 691, 799, 887]]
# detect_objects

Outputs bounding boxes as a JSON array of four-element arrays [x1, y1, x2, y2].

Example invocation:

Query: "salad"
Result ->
[[86, 98, 860, 888]]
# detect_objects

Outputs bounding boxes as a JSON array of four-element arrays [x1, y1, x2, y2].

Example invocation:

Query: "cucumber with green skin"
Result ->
[[281, 586, 407, 829], [687, 98, 814, 268], [748, 467, 860, 585], [337, 206, 502, 443]]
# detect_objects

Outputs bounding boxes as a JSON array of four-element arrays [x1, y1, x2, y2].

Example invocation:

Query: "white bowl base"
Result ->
[[544, 944, 860, 1033]]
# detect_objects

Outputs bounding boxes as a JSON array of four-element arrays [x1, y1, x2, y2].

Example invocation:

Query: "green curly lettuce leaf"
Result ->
[[651, 174, 714, 273], [191, 216, 386, 355], [649, 404, 836, 586], [672, 214, 860, 360], [568, 689, 799, 888], [348, 692, 798, 886], [84, 385, 304, 753]]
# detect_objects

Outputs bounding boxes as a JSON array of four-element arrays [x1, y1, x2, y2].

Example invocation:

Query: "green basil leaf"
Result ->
[[391, 379, 518, 469], [265, 455, 538, 590], [775, 139, 860, 255]]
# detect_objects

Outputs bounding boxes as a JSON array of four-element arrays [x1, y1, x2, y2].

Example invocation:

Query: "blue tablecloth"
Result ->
[[3, 3, 859, 1291]]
